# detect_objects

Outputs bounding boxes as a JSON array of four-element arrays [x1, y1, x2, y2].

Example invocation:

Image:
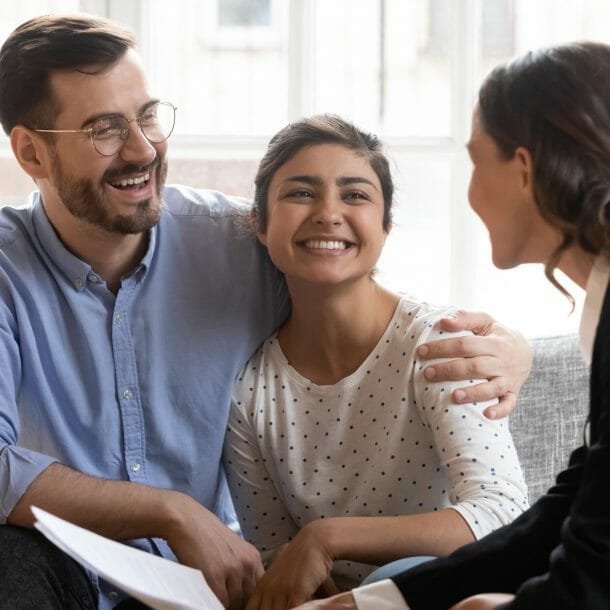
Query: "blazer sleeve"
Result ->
[[501, 286, 610, 609], [393, 284, 610, 610], [391, 445, 584, 610]]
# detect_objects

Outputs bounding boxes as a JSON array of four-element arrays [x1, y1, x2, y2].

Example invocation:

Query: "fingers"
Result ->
[[423, 355, 502, 384], [418, 335, 500, 361], [451, 376, 509, 403], [226, 566, 261, 610], [319, 577, 340, 597], [436, 310, 496, 335], [206, 544, 262, 610], [206, 573, 230, 609], [207, 568, 250, 610], [449, 593, 516, 610], [291, 592, 359, 610], [246, 589, 289, 610], [246, 582, 302, 610], [484, 392, 517, 420], [226, 576, 244, 610]]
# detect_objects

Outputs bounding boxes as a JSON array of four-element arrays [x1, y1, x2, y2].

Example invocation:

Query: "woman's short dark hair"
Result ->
[[253, 114, 394, 232], [0, 13, 135, 134], [478, 41, 610, 292]]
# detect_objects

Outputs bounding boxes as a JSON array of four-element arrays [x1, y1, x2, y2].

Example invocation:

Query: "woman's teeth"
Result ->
[[304, 240, 347, 250]]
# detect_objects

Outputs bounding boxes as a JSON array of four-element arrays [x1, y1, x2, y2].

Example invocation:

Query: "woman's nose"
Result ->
[[311, 193, 342, 225]]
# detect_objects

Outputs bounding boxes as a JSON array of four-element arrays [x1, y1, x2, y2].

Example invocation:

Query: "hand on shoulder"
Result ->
[[417, 310, 532, 419]]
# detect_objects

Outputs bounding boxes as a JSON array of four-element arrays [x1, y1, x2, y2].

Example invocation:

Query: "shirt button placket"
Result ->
[[112, 286, 145, 483]]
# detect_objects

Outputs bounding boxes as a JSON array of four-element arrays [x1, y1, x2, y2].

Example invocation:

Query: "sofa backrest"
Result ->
[[509, 333, 589, 503]]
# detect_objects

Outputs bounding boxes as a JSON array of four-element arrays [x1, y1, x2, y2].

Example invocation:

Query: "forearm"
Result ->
[[308, 508, 475, 566], [8, 458, 265, 610], [8, 461, 189, 542]]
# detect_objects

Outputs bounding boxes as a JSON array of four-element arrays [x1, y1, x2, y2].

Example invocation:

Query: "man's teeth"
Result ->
[[111, 173, 150, 188], [304, 240, 347, 250]]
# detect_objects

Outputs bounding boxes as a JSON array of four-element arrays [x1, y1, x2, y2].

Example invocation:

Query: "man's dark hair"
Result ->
[[0, 13, 135, 134]]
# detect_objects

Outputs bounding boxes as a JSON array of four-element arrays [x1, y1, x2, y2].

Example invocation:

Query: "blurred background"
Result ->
[[2, 0, 608, 336]]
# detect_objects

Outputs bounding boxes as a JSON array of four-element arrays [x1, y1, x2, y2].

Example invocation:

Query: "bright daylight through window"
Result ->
[[1, 0, 609, 335]]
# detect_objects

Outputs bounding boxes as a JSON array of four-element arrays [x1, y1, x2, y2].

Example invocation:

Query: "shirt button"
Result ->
[[108, 591, 118, 601], [87, 273, 100, 283], [123, 388, 133, 399], [114, 313, 124, 324], [74, 278, 84, 289], [131, 462, 141, 472]]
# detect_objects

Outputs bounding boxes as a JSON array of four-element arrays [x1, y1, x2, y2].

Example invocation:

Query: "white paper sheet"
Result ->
[[32, 506, 224, 610]]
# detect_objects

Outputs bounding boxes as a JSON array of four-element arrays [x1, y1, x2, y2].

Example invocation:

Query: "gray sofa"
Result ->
[[509, 333, 589, 502]]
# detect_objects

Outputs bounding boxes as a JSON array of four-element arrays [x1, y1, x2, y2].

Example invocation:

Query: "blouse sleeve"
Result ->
[[223, 374, 299, 562], [411, 309, 529, 538]]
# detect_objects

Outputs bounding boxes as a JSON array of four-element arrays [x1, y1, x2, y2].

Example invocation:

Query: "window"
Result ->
[[1, 0, 607, 336]]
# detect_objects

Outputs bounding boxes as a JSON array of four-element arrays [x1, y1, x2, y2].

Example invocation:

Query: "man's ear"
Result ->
[[10, 126, 51, 180], [250, 209, 267, 246], [514, 146, 534, 192]]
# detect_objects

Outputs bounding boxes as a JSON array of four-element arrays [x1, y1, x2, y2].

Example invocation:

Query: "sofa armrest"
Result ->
[[509, 333, 589, 502]]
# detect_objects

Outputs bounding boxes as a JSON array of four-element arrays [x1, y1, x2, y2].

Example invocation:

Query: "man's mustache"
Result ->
[[102, 155, 162, 182]]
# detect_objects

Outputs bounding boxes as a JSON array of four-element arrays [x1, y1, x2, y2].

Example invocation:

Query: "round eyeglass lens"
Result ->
[[91, 102, 176, 155], [140, 102, 176, 143]]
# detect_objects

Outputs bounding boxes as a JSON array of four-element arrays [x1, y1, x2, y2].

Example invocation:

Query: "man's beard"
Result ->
[[50, 153, 168, 234]]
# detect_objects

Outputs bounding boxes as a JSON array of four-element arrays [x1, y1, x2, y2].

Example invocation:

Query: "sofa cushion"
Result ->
[[509, 333, 589, 502]]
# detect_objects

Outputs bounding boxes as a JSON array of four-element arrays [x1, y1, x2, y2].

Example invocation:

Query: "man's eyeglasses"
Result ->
[[34, 101, 177, 157]]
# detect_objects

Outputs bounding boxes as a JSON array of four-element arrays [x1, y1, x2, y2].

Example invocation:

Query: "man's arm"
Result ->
[[9, 462, 263, 610], [417, 311, 533, 419]]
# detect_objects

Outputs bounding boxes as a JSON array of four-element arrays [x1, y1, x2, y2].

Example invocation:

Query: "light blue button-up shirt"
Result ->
[[0, 184, 289, 608]]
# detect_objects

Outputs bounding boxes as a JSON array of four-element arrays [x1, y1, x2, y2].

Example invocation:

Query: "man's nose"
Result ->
[[119, 122, 158, 165]]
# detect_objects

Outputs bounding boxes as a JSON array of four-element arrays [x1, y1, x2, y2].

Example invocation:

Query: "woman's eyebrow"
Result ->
[[282, 175, 322, 185], [337, 176, 379, 191]]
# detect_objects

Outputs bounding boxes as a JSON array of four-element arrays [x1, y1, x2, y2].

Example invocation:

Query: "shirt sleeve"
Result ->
[[391, 290, 610, 609], [411, 310, 528, 538], [390, 445, 587, 610], [0, 297, 57, 522], [223, 373, 299, 560], [352, 579, 411, 610]]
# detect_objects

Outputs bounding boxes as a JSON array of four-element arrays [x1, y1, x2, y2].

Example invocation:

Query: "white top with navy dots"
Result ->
[[224, 297, 528, 586]]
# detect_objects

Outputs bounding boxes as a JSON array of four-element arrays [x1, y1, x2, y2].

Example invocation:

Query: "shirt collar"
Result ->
[[579, 254, 610, 364], [31, 192, 157, 292]]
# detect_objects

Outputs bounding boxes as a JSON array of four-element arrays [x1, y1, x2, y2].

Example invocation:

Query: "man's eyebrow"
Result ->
[[80, 99, 160, 129], [337, 176, 379, 190]]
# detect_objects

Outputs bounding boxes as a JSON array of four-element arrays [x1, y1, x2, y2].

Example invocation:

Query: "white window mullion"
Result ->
[[287, 0, 316, 120], [449, 0, 482, 308]]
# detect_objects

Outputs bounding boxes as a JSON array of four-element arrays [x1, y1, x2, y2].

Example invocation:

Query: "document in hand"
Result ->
[[32, 506, 224, 610]]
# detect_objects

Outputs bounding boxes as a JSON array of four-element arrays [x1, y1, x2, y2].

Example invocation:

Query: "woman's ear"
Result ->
[[514, 146, 534, 192], [10, 126, 50, 180], [384, 221, 392, 238], [250, 209, 268, 246]]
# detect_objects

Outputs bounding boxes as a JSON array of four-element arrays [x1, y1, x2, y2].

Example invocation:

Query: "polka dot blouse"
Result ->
[[224, 297, 528, 586]]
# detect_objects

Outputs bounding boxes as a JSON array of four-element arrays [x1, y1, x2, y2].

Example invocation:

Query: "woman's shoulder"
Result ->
[[236, 333, 280, 377], [394, 295, 459, 336], [233, 334, 285, 401]]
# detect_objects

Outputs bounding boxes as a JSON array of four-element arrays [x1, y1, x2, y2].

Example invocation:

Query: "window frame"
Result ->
[[125, 0, 484, 308]]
